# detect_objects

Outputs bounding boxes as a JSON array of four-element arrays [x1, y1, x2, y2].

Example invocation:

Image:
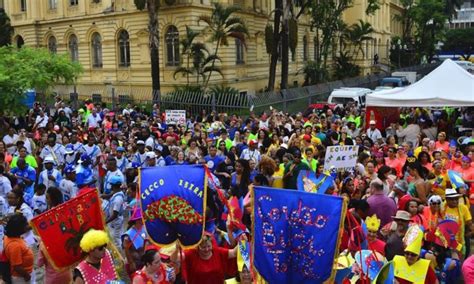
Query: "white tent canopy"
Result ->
[[366, 59, 474, 107]]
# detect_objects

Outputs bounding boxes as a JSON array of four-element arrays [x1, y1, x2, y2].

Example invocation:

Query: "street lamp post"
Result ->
[[392, 39, 408, 69]]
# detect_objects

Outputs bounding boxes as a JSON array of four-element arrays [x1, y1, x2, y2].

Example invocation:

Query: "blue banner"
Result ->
[[140, 165, 207, 247], [253, 186, 345, 283], [297, 170, 335, 194]]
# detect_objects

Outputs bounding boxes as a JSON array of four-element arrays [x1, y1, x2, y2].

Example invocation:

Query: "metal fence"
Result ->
[[54, 63, 439, 115]]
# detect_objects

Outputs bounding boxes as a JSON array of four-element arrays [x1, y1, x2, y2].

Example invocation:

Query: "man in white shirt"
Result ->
[[240, 140, 261, 163], [395, 117, 421, 147], [103, 156, 125, 197], [366, 120, 383, 142], [87, 108, 102, 129], [2, 128, 18, 155], [59, 165, 78, 202], [34, 110, 49, 129], [40, 133, 66, 167]]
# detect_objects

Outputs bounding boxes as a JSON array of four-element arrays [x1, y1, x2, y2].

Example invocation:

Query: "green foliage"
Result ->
[[264, 24, 274, 54], [0, 47, 83, 114], [333, 51, 360, 79], [208, 85, 239, 97], [366, 0, 380, 15], [442, 28, 474, 60], [301, 61, 328, 85], [288, 18, 298, 58], [343, 20, 374, 59], [198, 3, 248, 88], [0, 8, 13, 47]]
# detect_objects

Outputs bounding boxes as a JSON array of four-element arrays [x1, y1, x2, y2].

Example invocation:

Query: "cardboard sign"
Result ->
[[165, 110, 186, 125], [323, 145, 359, 172]]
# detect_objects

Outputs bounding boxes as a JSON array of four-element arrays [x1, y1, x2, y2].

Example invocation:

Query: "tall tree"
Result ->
[[393, 0, 416, 44], [134, 0, 161, 101], [199, 3, 248, 89], [0, 47, 82, 115], [266, 0, 282, 91], [0, 8, 13, 47], [442, 28, 474, 60]]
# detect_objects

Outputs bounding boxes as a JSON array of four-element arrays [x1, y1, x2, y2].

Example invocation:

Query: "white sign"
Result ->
[[165, 110, 186, 125], [323, 145, 359, 172]]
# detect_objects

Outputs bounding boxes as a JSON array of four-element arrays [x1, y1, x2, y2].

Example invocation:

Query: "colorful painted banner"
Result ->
[[323, 145, 359, 172], [253, 186, 346, 283], [165, 110, 186, 125], [139, 165, 207, 247], [297, 170, 335, 194], [30, 188, 105, 270]]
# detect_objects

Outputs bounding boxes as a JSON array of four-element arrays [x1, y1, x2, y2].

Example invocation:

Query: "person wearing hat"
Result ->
[[283, 150, 310, 190], [103, 156, 126, 196], [133, 140, 147, 167], [392, 225, 438, 284], [59, 164, 78, 202], [443, 188, 472, 256], [240, 139, 261, 163], [104, 175, 126, 248], [64, 144, 78, 168], [422, 195, 444, 243], [122, 206, 148, 277], [366, 120, 382, 142], [73, 229, 119, 284], [385, 210, 411, 261], [153, 146, 166, 167], [81, 135, 102, 169], [144, 151, 158, 168], [366, 214, 386, 256], [429, 160, 449, 198], [115, 146, 129, 173], [38, 155, 63, 189], [75, 154, 95, 188]]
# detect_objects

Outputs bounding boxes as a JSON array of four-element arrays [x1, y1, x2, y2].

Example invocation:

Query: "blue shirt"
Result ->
[[10, 166, 36, 205], [75, 164, 94, 186], [204, 155, 224, 172]]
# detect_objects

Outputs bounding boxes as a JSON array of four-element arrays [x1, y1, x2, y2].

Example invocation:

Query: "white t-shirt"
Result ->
[[32, 194, 47, 214], [59, 179, 78, 202], [0, 176, 12, 199], [35, 115, 49, 129], [3, 134, 18, 154], [87, 113, 102, 128]]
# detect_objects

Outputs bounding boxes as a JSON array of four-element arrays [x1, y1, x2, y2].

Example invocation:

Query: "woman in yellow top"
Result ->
[[429, 160, 449, 198]]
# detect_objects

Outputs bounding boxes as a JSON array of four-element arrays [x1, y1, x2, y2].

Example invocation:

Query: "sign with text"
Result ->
[[30, 188, 105, 270], [323, 145, 359, 172], [165, 110, 186, 125], [140, 165, 207, 248], [253, 186, 346, 283]]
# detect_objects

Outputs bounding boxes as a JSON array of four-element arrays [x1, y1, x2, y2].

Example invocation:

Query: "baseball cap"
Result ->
[[43, 156, 55, 164], [78, 153, 91, 163], [109, 175, 123, 185], [303, 134, 311, 142], [146, 152, 157, 159], [65, 145, 75, 154], [116, 146, 126, 152], [136, 140, 145, 145], [64, 165, 76, 174], [369, 120, 376, 125]]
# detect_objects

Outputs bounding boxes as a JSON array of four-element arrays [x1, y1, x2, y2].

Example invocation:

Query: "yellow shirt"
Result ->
[[271, 164, 285, 188], [429, 172, 449, 198], [443, 204, 472, 244]]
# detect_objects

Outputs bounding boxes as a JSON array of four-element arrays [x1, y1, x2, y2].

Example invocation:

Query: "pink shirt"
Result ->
[[462, 255, 474, 283]]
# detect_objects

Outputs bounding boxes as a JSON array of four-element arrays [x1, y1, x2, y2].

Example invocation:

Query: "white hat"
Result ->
[[445, 188, 462, 198], [136, 140, 145, 145], [369, 120, 376, 125], [145, 152, 156, 159], [43, 156, 55, 164]]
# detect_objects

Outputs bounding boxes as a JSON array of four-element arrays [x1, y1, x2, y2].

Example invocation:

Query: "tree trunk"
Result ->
[[267, 0, 282, 91], [148, 0, 160, 101], [204, 40, 221, 90], [280, 0, 289, 90]]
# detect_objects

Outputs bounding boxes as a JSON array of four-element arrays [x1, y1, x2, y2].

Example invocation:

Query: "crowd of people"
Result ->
[[0, 96, 472, 283]]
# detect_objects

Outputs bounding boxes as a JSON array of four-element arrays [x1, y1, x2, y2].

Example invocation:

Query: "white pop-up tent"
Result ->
[[366, 59, 474, 107]]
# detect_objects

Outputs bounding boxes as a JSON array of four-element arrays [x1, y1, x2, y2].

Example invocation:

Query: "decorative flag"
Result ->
[[30, 188, 105, 270], [448, 170, 467, 189], [139, 165, 207, 247], [297, 170, 335, 194], [253, 186, 346, 283]]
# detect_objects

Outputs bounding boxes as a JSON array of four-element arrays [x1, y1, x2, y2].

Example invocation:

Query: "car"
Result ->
[[327, 87, 372, 107], [455, 61, 474, 73], [379, 76, 410, 88]]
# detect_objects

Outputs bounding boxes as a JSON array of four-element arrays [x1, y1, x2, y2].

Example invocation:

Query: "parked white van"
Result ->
[[327, 87, 372, 107]]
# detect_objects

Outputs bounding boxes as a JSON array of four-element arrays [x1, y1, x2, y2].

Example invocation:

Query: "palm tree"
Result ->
[[198, 3, 248, 89], [134, 0, 160, 101], [345, 20, 374, 60], [176, 26, 201, 85]]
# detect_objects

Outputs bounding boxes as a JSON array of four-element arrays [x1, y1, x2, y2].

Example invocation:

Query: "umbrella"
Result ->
[[434, 219, 461, 250], [448, 170, 466, 189], [354, 250, 386, 280]]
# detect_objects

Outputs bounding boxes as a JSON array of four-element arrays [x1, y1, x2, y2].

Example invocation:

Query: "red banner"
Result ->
[[30, 188, 105, 270]]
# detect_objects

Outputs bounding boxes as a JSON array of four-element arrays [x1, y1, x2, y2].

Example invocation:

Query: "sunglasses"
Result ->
[[430, 202, 441, 205], [404, 251, 418, 258]]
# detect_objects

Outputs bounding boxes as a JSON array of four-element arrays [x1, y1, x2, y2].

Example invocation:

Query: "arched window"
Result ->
[[68, 34, 79, 61], [118, 30, 130, 67], [48, 36, 57, 54], [16, 36, 24, 48], [303, 35, 308, 62], [235, 38, 245, 64], [91, 33, 103, 68], [165, 26, 180, 66]]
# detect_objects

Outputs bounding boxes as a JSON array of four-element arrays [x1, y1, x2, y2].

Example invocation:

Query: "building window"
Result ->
[[165, 26, 180, 66], [16, 36, 24, 48], [91, 33, 103, 68], [236, 38, 245, 64], [118, 30, 130, 67], [48, 36, 57, 54], [303, 35, 308, 61], [68, 34, 79, 61], [70, 0, 79, 6], [49, 0, 57, 9], [20, 0, 26, 12]]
